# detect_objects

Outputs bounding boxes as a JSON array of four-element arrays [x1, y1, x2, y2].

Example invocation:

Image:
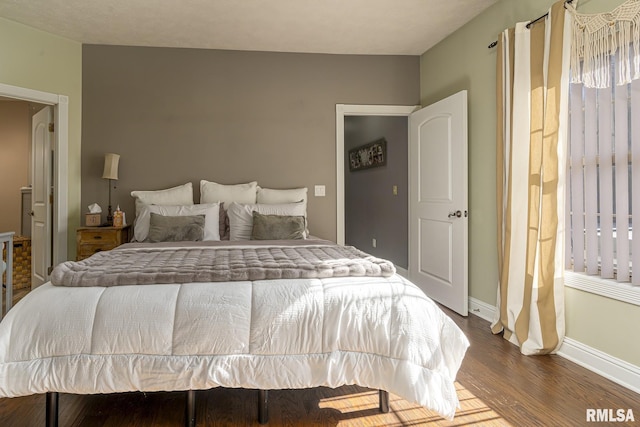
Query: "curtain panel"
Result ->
[[492, 1, 571, 355]]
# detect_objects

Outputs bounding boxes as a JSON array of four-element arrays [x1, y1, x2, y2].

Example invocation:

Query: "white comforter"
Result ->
[[0, 244, 469, 419]]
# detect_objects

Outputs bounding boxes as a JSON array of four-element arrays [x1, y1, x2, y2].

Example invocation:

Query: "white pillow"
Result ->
[[257, 186, 307, 205], [227, 201, 307, 241], [131, 183, 194, 215], [200, 180, 257, 206], [257, 186, 309, 234], [134, 203, 220, 242]]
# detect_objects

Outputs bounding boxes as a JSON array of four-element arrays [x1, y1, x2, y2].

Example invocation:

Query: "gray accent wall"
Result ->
[[344, 116, 408, 268], [82, 45, 419, 240]]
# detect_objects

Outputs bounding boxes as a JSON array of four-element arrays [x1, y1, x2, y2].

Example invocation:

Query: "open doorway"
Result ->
[[0, 98, 49, 305], [344, 115, 409, 269], [335, 104, 418, 276], [0, 82, 69, 311]]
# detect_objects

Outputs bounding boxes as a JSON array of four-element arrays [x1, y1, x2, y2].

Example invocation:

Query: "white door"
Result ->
[[31, 106, 53, 288], [409, 91, 468, 316]]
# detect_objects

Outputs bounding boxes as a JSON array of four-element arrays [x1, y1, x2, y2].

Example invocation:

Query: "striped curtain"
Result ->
[[492, 1, 572, 355]]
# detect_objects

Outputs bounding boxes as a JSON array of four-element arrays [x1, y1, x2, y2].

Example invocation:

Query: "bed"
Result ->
[[0, 182, 469, 426]]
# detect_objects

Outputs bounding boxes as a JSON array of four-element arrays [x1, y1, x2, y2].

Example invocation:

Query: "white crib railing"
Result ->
[[1, 231, 15, 319]]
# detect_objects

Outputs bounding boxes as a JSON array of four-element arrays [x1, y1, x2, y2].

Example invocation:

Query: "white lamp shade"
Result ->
[[102, 153, 120, 180]]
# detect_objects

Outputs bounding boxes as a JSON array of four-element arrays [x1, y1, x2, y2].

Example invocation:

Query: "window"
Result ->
[[566, 56, 640, 291]]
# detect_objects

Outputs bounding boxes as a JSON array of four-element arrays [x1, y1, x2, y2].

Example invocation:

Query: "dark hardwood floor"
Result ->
[[0, 308, 638, 426]]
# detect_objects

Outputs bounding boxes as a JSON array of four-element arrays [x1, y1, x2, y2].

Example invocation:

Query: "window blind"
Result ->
[[567, 59, 638, 285]]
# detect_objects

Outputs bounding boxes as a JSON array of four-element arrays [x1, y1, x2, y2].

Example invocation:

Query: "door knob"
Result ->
[[448, 210, 462, 218]]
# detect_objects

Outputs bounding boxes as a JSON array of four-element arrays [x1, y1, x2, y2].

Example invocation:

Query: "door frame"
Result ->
[[335, 104, 419, 245], [0, 82, 69, 270]]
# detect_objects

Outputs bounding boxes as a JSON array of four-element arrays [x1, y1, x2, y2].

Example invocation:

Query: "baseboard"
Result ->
[[557, 338, 640, 395], [467, 297, 640, 395], [468, 297, 495, 322]]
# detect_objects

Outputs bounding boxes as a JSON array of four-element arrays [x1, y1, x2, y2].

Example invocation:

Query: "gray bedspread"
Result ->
[[50, 240, 397, 287]]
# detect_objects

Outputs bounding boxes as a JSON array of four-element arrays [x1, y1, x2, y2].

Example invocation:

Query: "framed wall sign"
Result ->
[[348, 138, 387, 172]]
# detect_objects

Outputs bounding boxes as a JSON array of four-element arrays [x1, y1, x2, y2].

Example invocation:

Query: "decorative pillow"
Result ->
[[257, 186, 309, 234], [227, 201, 307, 241], [134, 203, 220, 242], [131, 183, 194, 216], [200, 180, 258, 205], [148, 213, 205, 243], [250, 212, 305, 240]]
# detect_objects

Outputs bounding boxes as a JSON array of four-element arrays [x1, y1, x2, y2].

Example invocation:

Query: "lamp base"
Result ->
[[104, 178, 115, 226], [106, 205, 113, 226]]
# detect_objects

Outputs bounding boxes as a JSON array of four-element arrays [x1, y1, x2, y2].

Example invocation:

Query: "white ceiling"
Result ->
[[0, 0, 497, 55]]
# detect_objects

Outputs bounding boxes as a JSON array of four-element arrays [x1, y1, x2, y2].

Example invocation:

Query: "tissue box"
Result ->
[[85, 213, 101, 226]]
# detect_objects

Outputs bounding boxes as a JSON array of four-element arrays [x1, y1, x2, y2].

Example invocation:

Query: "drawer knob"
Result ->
[[93, 235, 103, 240]]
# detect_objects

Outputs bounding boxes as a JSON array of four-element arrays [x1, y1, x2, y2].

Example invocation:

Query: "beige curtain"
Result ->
[[492, 1, 571, 355]]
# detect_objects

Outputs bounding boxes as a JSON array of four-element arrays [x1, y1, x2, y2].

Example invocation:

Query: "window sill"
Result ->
[[564, 271, 640, 307]]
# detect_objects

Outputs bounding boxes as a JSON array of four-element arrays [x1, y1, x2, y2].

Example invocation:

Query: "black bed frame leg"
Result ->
[[185, 390, 196, 427], [46, 392, 59, 427], [379, 390, 390, 413], [258, 389, 269, 424]]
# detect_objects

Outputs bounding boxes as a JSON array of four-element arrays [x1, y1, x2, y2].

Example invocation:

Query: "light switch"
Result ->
[[315, 185, 326, 197], [393, 185, 398, 196]]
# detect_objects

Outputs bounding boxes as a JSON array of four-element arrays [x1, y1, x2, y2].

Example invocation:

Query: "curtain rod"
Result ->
[[487, 0, 574, 49]]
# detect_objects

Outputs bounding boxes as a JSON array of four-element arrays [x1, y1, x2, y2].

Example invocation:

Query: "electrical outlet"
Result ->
[[393, 185, 398, 196], [372, 238, 377, 248]]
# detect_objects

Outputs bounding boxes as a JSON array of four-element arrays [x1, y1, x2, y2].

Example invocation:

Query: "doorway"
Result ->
[[0, 99, 49, 303], [344, 115, 409, 269], [336, 98, 468, 315], [0, 82, 69, 302], [335, 104, 418, 275]]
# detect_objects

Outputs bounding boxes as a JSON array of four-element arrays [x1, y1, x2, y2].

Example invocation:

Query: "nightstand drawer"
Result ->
[[78, 229, 119, 245], [77, 242, 114, 258], [76, 225, 131, 261]]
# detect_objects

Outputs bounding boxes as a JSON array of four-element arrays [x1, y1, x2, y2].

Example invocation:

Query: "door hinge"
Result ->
[[49, 122, 54, 132]]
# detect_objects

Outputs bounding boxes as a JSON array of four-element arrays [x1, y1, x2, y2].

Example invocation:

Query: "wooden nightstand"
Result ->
[[76, 225, 131, 261]]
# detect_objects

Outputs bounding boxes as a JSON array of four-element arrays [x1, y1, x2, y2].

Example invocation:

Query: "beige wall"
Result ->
[[0, 17, 82, 259], [81, 45, 419, 240], [419, 0, 640, 367], [0, 101, 30, 234]]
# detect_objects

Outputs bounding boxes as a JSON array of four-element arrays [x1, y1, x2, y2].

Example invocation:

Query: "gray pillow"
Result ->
[[219, 203, 230, 240], [250, 212, 306, 240], [147, 213, 205, 243]]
